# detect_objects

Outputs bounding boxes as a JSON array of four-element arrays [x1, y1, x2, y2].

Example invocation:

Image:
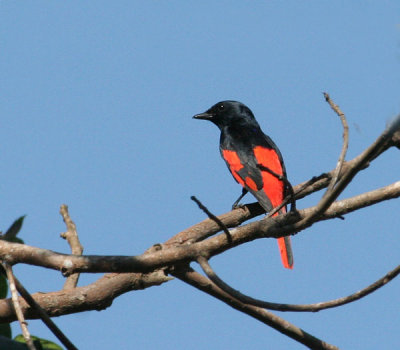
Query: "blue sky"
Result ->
[[1, 2, 399, 349]]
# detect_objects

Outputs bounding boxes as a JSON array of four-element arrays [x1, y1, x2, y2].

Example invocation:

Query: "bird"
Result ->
[[193, 100, 293, 269]]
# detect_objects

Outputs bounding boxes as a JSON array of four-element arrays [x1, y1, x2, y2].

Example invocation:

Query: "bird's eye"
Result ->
[[218, 104, 225, 111]]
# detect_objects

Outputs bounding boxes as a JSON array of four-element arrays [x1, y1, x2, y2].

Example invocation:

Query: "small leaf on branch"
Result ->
[[15, 335, 63, 350], [3, 216, 26, 241]]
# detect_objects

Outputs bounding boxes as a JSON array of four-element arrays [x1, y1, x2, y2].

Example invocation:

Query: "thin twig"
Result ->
[[60, 204, 83, 289], [294, 113, 400, 230], [172, 266, 339, 350], [2, 263, 36, 350], [13, 276, 78, 350], [196, 256, 400, 312], [295, 93, 350, 226], [191, 196, 232, 243], [323, 92, 349, 193]]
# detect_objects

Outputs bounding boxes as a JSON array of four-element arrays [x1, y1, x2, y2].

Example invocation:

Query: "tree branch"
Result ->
[[190, 196, 232, 243], [0, 270, 171, 323], [2, 263, 36, 350], [293, 113, 400, 230], [173, 266, 339, 350], [60, 205, 83, 290], [13, 276, 78, 350], [323, 92, 349, 193], [1, 180, 398, 277], [196, 255, 400, 312]]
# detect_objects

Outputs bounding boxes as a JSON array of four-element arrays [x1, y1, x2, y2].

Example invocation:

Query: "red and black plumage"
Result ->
[[193, 100, 293, 269]]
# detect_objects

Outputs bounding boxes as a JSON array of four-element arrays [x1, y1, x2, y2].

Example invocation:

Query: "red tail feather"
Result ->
[[277, 236, 293, 269], [274, 211, 293, 269]]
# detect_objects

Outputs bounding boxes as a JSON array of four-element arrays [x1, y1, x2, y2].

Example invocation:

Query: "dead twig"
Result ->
[[196, 256, 400, 312], [173, 266, 339, 350], [293, 113, 400, 230], [60, 204, 83, 290], [294, 93, 350, 227], [191, 196, 232, 243], [323, 92, 349, 192], [13, 276, 78, 350], [2, 263, 36, 350]]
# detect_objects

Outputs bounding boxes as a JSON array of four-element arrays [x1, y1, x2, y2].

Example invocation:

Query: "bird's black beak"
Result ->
[[193, 112, 213, 120]]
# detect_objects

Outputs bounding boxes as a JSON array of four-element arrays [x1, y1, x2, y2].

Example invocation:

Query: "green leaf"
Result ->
[[14, 335, 63, 350], [12, 335, 24, 342], [3, 216, 26, 240], [0, 275, 8, 299], [0, 323, 12, 339]]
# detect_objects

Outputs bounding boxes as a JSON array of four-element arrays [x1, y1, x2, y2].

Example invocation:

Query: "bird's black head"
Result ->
[[193, 100, 258, 130]]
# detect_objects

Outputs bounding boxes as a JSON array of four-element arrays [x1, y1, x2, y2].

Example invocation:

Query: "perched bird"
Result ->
[[193, 100, 293, 269]]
